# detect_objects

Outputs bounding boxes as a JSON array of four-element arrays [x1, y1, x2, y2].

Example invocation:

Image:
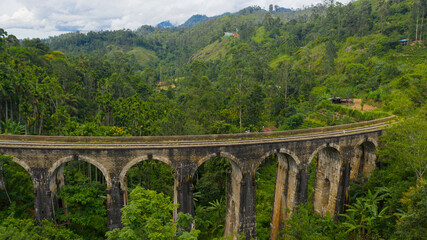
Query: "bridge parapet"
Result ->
[[0, 116, 394, 144]]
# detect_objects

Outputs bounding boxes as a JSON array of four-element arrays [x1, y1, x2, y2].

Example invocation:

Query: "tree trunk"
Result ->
[[39, 114, 43, 135], [138, 164, 142, 186], [239, 105, 242, 131], [420, 8, 425, 41], [10, 100, 13, 122], [416, 15, 419, 41], [5, 99, 8, 122], [88, 163, 92, 183]]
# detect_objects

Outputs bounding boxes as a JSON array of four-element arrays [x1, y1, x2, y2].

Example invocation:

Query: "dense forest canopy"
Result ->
[[0, 0, 426, 239], [1, 0, 425, 137]]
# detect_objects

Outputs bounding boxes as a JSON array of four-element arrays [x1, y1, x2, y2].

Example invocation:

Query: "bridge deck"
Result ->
[[0, 117, 394, 148]]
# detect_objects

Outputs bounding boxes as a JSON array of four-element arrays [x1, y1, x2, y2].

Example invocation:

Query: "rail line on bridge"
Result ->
[[0, 122, 389, 148]]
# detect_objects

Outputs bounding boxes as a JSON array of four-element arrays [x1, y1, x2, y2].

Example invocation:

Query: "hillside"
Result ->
[[3, 0, 424, 136], [190, 37, 234, 62], [127, 47, 158, 66]]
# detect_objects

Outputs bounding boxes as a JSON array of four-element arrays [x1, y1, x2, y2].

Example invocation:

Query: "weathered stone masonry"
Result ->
[[0, 118, 391, 239]]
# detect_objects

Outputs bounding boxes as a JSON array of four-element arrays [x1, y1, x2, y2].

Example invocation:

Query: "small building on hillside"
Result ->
[[398, 39, 409, 46], [224, 29, 239, 38], [329, 97, 354, 104]]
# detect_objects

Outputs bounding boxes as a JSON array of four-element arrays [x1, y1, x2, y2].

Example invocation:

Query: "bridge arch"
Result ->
[[308, 143, 342, 165], [193, 152, 243, 238], [279, 148, 301, 166], [119, 155, 172, 189], [48, 155, 111, 187], [308, 145, 344, 217], [268, 151, 300, 240], [254, 148, 301, 170], [5, 155, 34, 186], [351, 138, 378, 180], [197, 152, 242, 170], [355, 137, 379, 148]]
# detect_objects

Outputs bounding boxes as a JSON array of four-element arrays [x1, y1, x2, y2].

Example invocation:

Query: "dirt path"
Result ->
[[348, 99, 377, 111]]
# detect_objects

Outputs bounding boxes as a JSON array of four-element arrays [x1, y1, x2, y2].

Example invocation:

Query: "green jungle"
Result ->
[[0, 0, 426, 239]]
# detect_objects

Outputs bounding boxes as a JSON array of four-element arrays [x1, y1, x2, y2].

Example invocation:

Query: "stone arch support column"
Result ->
[[173, 164, 196, 225], [350, 141, 377, 180], [106, 172, 124, 230], [32, 167, 55, 222], [224, 160, 242, 238], [312, 147, 344, 217], [225, 161, 256, 240], [270, 153, 300, 240]]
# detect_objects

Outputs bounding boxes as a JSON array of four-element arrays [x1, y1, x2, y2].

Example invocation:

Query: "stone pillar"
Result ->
[[271, 154, 298, 240], [312, 147, 343, 217], [33, 168, 55, 222], [107, 175, 124, 230], [361, 142, 377, 177], [339, 148, 353, 216], [225, 162, 256, 240], [350, 142, 377, 181], [173, 167, 194, 223], [49, 164, 65, 216], [225, 162, 242, 238], [239, 170, 257, 239], [296, 166, 309, 205]]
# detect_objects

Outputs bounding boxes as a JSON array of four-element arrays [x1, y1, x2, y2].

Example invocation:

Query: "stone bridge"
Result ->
[[0, 116, 394, 239]]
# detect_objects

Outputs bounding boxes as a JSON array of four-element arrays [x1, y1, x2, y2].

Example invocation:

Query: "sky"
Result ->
[[1, 0, 351, 39]]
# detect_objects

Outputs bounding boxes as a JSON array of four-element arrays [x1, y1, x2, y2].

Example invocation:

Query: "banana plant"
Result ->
[[0, 119, 25, 134], [340, 188, 391, 240]]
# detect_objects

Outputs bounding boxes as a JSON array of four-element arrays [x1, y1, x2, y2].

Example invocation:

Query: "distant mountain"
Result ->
[[275, 7, 293, 13], [157, 21, 174, 28], [179, 14, 209, 28], [46, 4, 304, 60]]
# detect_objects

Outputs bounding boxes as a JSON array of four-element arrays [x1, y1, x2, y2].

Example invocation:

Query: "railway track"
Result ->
[[0, 122, 390, 149]]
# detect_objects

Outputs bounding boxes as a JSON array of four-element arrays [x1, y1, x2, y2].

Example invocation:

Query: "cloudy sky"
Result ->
[[1, 0, 351, 39]]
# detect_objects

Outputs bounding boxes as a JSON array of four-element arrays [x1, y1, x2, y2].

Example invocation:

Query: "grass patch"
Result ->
[[128, 47, 158, 66]]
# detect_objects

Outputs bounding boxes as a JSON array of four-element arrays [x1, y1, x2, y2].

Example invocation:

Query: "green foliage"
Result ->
[[346, 112, 426, 239], [0, 155, 33, 220], [55, 164, 107, 239], [255, 156, 277, 240], [378, 114, 427, 180], [126, 160, 174, 198], [0, 217, 82, 240], [193, 158, 229, 239], [57, 182, 107, 238], [0, 120, 25, 135], [284, 202, 345, 240], [106, 187, 199, 240], [395, 179, 427, 239], [340, 188, 392, 239]]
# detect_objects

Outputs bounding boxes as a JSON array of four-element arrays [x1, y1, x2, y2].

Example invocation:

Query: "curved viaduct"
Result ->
[[0, 117, 394, 239]]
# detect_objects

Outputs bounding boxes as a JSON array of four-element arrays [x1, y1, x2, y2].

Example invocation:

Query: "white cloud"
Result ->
[[0, 0, 351, 39]]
